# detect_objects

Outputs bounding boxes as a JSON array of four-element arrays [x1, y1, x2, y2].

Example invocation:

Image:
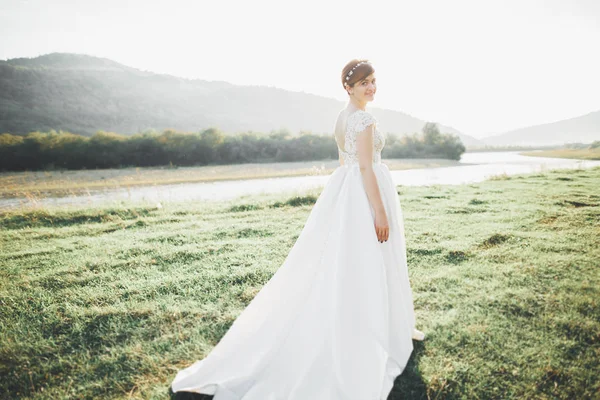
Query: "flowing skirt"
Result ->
[[171, 162, 416, 400]]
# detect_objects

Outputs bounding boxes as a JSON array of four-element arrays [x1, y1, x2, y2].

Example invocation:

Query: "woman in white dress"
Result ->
[[171, 59, 425, 400]]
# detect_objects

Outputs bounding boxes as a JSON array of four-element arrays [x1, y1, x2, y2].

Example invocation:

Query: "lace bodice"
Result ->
[[335, 110, 385, 165]]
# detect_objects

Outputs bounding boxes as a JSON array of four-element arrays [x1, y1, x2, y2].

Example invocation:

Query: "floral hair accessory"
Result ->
[[345, 61, 368, 81]]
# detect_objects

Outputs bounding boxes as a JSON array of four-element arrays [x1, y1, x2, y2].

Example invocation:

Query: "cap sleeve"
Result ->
[[344, 110, 378, 155], [349, 110, 377, 136]]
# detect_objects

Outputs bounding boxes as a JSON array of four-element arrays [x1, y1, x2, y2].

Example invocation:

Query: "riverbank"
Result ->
[[520, 148, 600, 160], [0, 158, 462, 199], [1, 166, 598, 399]]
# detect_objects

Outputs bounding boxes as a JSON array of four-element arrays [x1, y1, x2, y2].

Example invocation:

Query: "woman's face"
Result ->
[[350, 73, 376, 102]]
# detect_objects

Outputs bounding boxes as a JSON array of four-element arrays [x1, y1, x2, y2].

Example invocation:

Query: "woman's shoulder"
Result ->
[[360, 109, 376, 118], [348, 109, 377, 132], [347, 108, 376, 120]]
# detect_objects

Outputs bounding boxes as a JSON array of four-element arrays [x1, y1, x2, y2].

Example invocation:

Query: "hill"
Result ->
[[0, 53, 481, 146], [482, 110, 600, 146]]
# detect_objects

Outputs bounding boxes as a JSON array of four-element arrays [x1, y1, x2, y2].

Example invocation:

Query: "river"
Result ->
[[2, 151, 599, 210]]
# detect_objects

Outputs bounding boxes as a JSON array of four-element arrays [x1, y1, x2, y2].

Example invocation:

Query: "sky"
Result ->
[[0, 0, 598, 138]]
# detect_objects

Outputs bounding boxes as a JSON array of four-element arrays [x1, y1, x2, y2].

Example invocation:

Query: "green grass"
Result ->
[[520, 148, 600, 160], [1, 167, 599, 399]]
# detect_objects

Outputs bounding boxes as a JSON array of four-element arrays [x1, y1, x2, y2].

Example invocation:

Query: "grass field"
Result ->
[[1, 166, 599, 399], [520, 148, 600, 160], [0, 158, 462, 199]]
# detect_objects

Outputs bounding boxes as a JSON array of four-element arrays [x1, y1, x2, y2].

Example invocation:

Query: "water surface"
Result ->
[[2, 151, 598, 210]]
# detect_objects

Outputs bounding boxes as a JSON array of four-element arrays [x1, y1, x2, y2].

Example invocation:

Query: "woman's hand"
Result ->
[[374, 210, 389, 243]]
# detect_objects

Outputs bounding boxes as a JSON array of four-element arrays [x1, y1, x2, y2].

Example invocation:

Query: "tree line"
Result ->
[[0, 124, 465, 171]]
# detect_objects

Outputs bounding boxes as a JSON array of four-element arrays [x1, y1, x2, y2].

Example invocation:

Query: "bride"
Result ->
[[171, 59, 425, 400]]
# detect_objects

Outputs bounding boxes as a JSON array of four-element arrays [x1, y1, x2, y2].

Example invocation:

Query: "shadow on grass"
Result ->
[[444, 250, 470, 264], [389, 340, 428, 399], [271, 195, 317, 208], [480, 233, 511, 248], [0, 207, 153, 229], [170, 390, 213, 400], [167, 341, 428, 400], [227, 195, 317, 213]]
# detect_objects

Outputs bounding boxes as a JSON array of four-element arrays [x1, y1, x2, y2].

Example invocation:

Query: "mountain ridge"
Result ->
[[482, 109, 600, 146], [0, 53, 484, 146]]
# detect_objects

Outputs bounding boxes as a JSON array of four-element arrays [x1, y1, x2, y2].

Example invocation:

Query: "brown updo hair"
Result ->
[[341, 59, 375, 94]]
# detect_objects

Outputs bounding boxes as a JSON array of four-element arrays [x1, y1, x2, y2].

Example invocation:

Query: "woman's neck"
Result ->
[[347, 97, 367, 111]]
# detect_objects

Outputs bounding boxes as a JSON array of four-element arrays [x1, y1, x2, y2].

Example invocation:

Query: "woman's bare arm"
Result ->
[[356, 125, 389, 242]]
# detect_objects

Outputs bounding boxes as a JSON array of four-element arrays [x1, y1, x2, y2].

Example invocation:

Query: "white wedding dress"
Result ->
[[171, 109, 417, 400]]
